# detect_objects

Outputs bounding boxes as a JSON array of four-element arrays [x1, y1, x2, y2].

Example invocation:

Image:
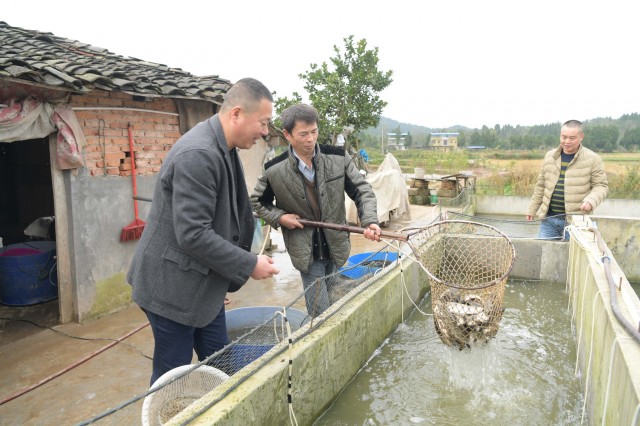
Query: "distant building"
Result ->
[[386, 132, 408, 150], [430, 132, 459, 152]]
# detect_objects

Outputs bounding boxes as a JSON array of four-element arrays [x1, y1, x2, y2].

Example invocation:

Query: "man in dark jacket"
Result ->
[[127, 78, 280, 385], [251, 103, 381, 317]]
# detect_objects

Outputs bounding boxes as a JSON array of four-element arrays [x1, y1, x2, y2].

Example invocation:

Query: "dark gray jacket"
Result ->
[[251, 144, 378, 272], [127, 115, 256, 327]]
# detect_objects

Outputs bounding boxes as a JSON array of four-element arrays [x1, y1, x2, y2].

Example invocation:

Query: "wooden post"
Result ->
[[48, 135, 74, 323]]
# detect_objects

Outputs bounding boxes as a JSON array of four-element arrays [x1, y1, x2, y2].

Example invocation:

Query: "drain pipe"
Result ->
[[590, 226, 640, 343]]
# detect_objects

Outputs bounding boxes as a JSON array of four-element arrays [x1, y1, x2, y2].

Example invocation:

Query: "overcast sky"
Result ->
[[4, 0, 639, 129]]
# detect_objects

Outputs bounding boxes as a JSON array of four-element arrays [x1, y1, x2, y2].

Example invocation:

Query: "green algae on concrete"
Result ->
[[88, 272, 132, 319]]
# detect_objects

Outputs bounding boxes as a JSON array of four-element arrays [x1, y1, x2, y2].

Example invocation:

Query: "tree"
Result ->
[[620, 127, 640, 151], [457, 130, 467, 148], [585, 125, 618, 152], [404, 132, 413, 149], [286, 35, 393, 145], [273, 92, 303, 130]]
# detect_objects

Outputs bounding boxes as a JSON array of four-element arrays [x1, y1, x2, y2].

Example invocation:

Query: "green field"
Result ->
[[364, 149, 640, 199]]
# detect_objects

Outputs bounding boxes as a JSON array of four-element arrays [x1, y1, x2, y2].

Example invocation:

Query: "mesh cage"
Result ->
[[409, 220, 515, 349], [207, 306, 308, 376], [142, 364, 229, 426]]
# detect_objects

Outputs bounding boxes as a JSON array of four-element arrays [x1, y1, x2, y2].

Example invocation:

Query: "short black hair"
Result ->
[[280, 103, 318, 133], [562, 119, 584, 131], [220, 78, 272, 113]]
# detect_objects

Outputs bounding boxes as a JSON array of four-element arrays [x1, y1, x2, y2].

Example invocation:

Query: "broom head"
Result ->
[[120, 219, 146, 242]]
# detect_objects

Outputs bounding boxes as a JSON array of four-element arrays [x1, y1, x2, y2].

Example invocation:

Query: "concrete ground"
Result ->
[[0, 204, 439, 426]]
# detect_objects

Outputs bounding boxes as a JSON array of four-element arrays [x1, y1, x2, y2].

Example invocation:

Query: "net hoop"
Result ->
[[409, 220, 516, 290]]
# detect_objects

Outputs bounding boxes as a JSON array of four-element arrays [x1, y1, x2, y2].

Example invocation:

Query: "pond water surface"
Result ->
[[315, 279, 585, 425]]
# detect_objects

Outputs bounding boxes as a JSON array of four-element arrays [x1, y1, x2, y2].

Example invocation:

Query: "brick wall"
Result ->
[[70, 90, 180, 177]]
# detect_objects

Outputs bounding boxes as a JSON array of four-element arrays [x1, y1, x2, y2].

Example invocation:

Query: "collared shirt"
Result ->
[[292, 147, 316, 181]]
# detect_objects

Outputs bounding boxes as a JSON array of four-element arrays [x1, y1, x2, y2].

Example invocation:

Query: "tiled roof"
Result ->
[[0, 21, 231, 103]]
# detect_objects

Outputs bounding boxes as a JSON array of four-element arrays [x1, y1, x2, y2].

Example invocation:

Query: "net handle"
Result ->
[[296, 219, 409, 242]]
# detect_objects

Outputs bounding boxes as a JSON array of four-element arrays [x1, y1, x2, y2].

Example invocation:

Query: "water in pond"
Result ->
[[314, 279, 585, 425]]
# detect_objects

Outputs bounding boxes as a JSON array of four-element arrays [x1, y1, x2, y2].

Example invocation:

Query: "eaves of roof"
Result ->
[[0, 21, 232, 103]]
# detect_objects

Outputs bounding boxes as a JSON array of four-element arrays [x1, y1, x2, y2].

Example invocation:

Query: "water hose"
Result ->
[[590, 226, 640, 343]]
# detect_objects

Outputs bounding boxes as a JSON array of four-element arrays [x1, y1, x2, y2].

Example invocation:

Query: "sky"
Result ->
[[4, 0, 640, 129]]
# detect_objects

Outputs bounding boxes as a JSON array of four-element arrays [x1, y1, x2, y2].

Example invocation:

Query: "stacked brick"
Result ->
[[70, 90, 180, 177]]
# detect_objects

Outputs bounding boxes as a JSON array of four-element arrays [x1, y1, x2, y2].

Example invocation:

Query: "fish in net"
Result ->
[[406, 220, 516, 349], [295, 219, 515, 348]]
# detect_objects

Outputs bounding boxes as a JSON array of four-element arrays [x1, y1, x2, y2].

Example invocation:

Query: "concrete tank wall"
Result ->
[[170, 257, 428, 425], [475, 195, 640, 218], [171, 229, 640, 425], [568, 227, 640, 425], [475, 195, 640, 282]]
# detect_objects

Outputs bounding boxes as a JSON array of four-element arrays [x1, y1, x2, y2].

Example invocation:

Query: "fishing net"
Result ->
[[408, 220, 516, 349], [141, 364, 229, 426], [208, 306, 308, 376], [139, 306, 308, 425], [301, 251, 400, 317]]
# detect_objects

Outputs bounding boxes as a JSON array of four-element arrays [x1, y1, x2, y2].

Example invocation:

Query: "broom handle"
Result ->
[[127, 123, 140, 221], [296, 218, 409, 242]]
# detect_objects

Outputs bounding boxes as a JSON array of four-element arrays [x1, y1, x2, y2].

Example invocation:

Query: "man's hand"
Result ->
[[251, 254, 280, 279], [526, 215, 534, 221], [363, 223, 382, 242], [580, 201, 593, 213], [279, 214, 304, 230]]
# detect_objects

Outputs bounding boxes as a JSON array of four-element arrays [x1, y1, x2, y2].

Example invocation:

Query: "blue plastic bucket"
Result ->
[[0, 241, 57, 306], [223, 306, 308, 374], [340, 251, 399, 279]]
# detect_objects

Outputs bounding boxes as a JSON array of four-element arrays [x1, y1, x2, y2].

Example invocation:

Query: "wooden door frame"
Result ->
[[48, 135, 75, 323]]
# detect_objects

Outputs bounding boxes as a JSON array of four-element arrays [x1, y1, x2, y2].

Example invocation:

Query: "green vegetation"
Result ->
[[274, 35, 393, 146], [267, 35, 639, 199], [357, 113, 640, 153], [364, 149, 640, 200], [366, 149, 471, 174]]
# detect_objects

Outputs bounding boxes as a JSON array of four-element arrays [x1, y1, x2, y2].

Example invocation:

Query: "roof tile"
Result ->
[[0, 21, 231, 102]]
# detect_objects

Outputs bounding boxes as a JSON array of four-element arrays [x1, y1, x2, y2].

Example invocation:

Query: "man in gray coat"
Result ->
[[251, 103, 381, 317], [128, 78, 280, 385]]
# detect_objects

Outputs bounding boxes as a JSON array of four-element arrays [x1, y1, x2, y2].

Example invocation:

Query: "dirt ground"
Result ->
[[0, 203, 440, 426]]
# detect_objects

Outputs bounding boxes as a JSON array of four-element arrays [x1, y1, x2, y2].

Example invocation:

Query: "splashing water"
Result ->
[[315, 280, 584, 425]]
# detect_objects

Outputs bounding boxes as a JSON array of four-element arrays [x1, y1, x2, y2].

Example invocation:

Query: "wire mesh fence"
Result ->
[[438, 187, 473, 210]]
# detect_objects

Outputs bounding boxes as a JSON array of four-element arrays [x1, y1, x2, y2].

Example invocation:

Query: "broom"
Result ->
[[120, 123, 146, 241]]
